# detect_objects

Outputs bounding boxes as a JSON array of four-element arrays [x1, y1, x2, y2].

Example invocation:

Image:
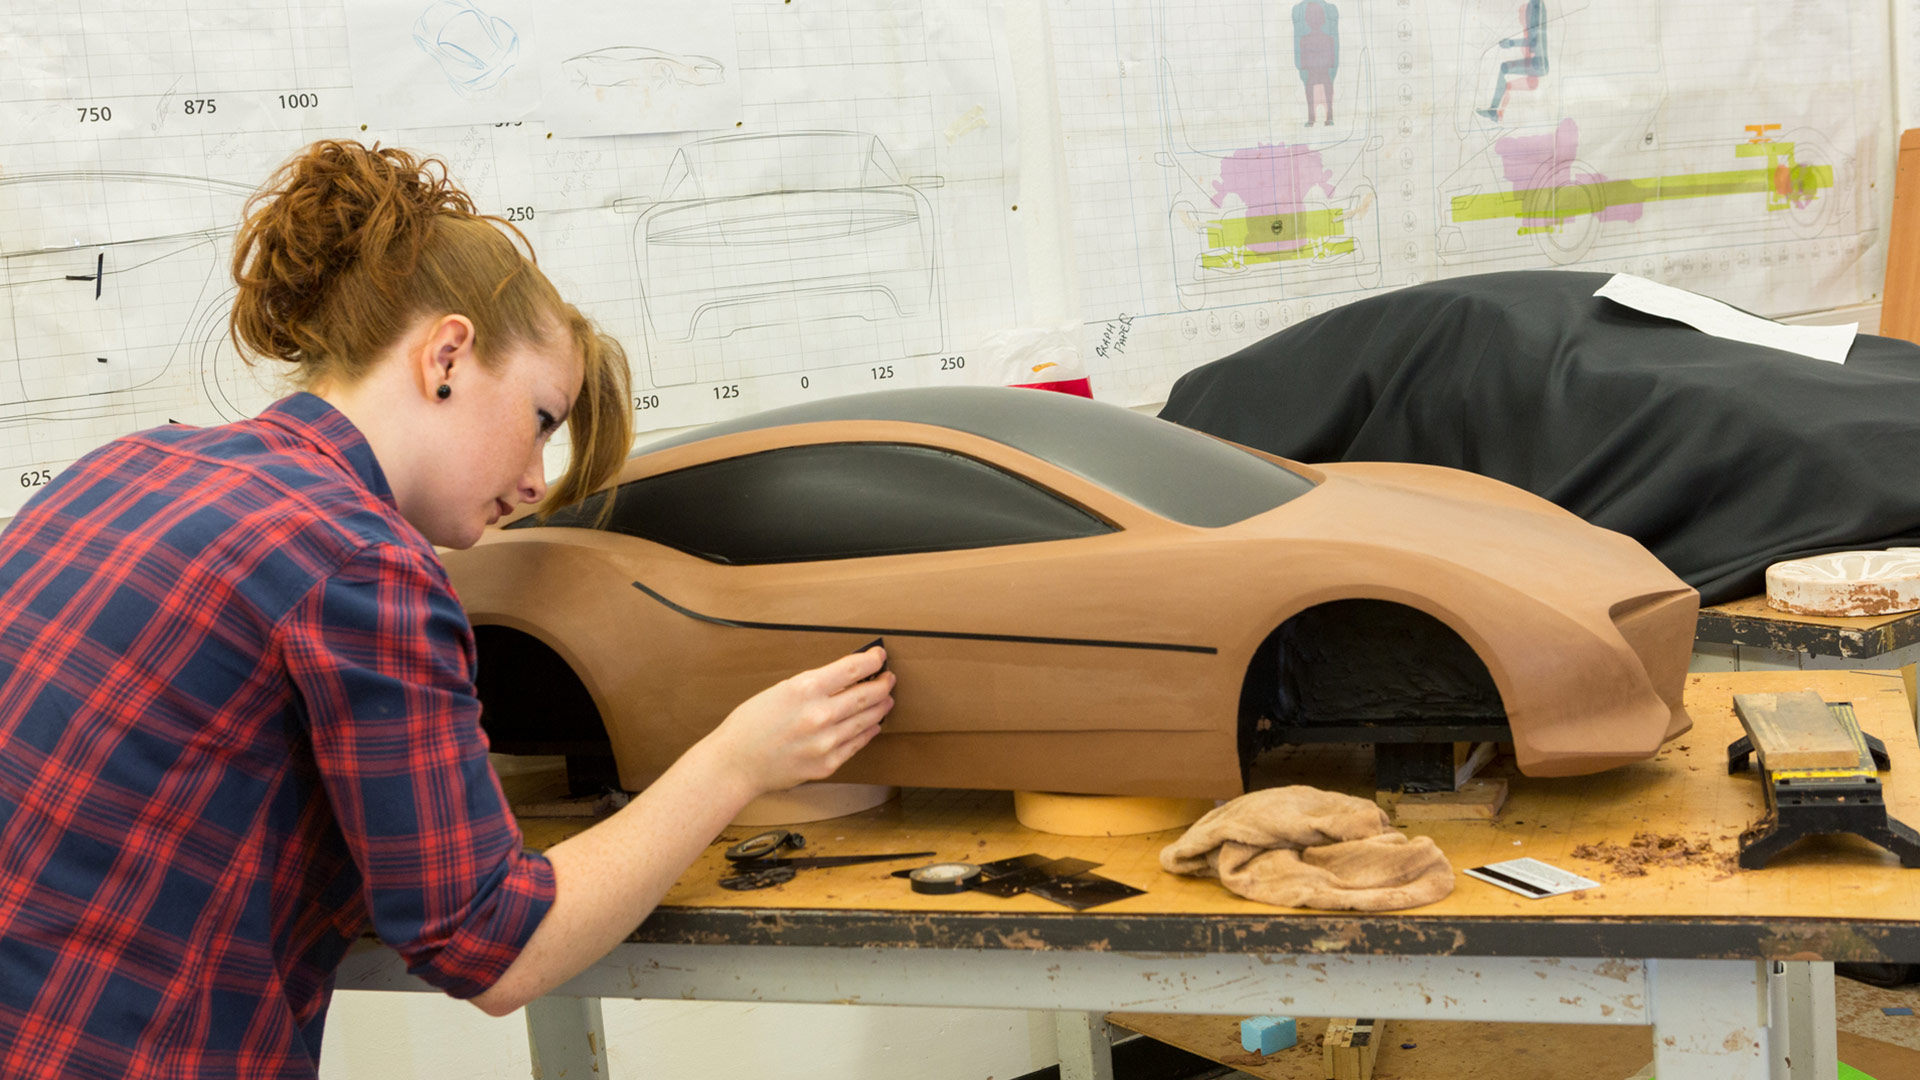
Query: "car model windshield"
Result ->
[[635, 387, 1318, 528]]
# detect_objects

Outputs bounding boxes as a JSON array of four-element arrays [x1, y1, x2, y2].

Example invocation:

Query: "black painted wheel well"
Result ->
[[1236, 599, 1510, 778], [470, 624, 612, 757]]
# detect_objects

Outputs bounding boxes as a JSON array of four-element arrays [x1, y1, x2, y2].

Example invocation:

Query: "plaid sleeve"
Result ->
[[279, 542, 556, 999]]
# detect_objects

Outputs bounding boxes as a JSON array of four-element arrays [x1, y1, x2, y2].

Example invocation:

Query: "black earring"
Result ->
[[436, 384, 451, 400]]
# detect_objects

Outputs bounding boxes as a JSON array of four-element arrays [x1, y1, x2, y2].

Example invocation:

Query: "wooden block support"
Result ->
[[1375, 777, 1508, 822], [1882, 129, 1920, 345], [1323, 1018, 1382, 1080], [1732, 691, 1865, 770]]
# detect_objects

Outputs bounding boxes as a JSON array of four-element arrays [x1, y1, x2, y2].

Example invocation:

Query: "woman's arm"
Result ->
[[470, 649, 893, 1016]]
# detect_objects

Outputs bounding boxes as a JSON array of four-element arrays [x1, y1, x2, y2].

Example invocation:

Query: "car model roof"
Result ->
[[634, 386, 1316, 527]]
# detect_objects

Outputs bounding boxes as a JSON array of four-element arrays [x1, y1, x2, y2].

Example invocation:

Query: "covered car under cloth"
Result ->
[[1160, 269, 1920, 605]]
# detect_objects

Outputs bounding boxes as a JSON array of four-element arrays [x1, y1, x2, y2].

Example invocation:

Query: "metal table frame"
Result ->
[[338, 906, 1884, 1080]]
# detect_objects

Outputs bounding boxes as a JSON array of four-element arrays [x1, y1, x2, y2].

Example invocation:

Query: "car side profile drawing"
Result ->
[[563, 46, 725, 89], [0, 171, 272, 428], [443, 387, 1697, 799], [1437, 0, 1848, 267], [614, 131, 947, 386]]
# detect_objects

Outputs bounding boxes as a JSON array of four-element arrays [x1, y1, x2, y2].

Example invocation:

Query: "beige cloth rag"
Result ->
[[1160, 785, 1454, 911]]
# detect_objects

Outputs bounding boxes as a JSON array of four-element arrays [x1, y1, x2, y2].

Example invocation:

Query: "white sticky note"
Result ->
[[1595, 273, 1856, 364], [1464, 857, 1599, 898]]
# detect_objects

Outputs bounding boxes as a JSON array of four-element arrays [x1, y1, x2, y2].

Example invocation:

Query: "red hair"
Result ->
[[229, 139, 631, 512]]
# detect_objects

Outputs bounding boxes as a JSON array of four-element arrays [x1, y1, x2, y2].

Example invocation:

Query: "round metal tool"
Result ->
[[908, 861, 982, 895], [725, 829, 805, 861]]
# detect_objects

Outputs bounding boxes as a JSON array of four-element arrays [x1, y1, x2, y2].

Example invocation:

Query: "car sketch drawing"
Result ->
[[414, 0, 520, 97], [1153, 41, 1385, 308], [564, 47, 724, 90], [615, 131, 947, 386], [0, 171, 274, 429], [1435, 0, 1849, 268]]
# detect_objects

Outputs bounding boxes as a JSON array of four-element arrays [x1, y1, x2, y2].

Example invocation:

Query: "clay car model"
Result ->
[[443, 387, 1696, 799]]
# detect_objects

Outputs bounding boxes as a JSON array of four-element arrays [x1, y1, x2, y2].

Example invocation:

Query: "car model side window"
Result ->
[[517, 442, 1115, 564]]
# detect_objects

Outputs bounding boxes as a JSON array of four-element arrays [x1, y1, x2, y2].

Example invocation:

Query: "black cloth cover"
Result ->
[[1159, 270, 1920, 604]]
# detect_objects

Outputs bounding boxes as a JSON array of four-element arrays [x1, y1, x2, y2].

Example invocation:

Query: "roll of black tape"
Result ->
[[909, 862, 982, 895]]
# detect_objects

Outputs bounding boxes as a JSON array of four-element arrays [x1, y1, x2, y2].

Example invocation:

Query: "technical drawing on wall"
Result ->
[[536, 0, 743, 136], [1048, 0, 1883, 408], [564, 47, 725, 89], [5, 0, 1025, 496], [615, 131, 948, 388], [0, 172, 280, 431], [1157, 0, 1386, 311], [1475, 0, 1547, 122], [1048, 0, 1400, 404], [346, 0, 542, 126], [1434, 0, 1851, 272], [1157, 58, 1385, 313], [414, 0, 522, 97]]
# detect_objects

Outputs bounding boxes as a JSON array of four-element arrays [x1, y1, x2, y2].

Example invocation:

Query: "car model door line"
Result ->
[[628, 578, 1218, 655]]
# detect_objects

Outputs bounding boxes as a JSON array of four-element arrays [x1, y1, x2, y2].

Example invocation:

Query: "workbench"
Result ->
[[338, 670, 1920, 1080], [1695, 595, 1920, 673]]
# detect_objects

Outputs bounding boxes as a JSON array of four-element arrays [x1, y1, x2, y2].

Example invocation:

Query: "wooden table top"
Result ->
[[514, 670, 1920, 961], [1696, 594, 1920, 659]]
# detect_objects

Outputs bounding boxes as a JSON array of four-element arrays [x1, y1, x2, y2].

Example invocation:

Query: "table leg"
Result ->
[[1648, 959, 1770, 1080], [1768, 961, 1837, 1080], [1054, 1010, 1115, 1080], [525, 995, 609, 1079]]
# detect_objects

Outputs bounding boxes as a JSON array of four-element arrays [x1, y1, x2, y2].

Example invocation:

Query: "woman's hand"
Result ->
[[699, 647, 895, 797], [480, 647, 894, 1015]]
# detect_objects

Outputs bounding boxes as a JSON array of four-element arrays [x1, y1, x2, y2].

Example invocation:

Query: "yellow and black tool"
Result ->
[[1728, 692, 1920, 870]]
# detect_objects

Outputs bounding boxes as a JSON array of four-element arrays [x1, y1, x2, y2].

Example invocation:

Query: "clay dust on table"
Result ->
[[1569, 831, 1738, 878]]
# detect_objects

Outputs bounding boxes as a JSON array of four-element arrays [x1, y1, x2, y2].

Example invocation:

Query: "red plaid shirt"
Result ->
[[0, 393, 555, 1079]]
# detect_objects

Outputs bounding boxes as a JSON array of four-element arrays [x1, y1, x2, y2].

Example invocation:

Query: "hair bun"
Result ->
[[230, 140, 476, 368]]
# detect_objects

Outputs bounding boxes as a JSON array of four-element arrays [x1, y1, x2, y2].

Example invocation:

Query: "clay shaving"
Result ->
[[1568, 831, 1737, 877]]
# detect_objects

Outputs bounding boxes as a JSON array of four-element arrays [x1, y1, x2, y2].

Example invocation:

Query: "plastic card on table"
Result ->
[[1464, 857, 1599, 899]]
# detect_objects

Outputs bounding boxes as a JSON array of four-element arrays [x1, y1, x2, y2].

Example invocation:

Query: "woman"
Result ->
[[0, 140, 894, 1079]]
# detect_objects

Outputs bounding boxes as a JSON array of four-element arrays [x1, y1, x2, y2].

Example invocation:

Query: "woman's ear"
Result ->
[[416, 314, 477, 398]]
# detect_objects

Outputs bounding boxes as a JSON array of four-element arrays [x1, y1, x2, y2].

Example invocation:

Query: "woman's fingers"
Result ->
[[838, 696, 892, 735], [828, 671, 895, 716], [822, 719, 885, 773], [805, 647, 887, 696]]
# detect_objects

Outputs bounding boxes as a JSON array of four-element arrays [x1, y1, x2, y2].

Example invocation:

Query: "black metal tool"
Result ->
[[718, 865, 798, 891], [1727, 697, 1920, 869], [728, 851, 938, 872], [717, 829, 935, 890]]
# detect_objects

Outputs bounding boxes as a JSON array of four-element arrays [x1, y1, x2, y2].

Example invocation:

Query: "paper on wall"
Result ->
[[1048, 0, 1886, 405], [345, 0, 543, 127], [0, 0, 1027, 516], [537, 1, 743, 137], [1595, 274, 1857, 364]]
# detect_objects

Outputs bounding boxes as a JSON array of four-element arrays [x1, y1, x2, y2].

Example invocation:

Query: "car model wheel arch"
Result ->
[[1235, 596, 1511, 779], [470, 622, 612, 756]]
